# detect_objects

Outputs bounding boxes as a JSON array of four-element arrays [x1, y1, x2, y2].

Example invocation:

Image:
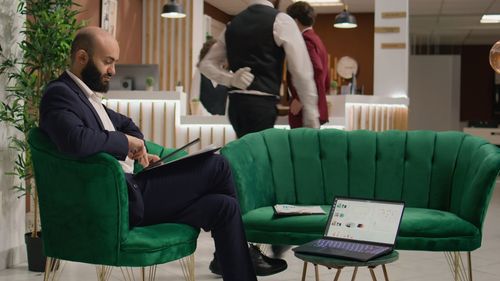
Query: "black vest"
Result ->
[[225, 5, 285, 96]]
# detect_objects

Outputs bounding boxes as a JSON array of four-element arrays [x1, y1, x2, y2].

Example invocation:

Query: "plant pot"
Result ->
[[25, 232, 46, 272], [190, 101, 201, 115]]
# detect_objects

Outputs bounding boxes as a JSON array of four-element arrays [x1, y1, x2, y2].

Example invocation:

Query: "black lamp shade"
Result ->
[[334, 9, 357, 29], [161, 0, 186, 19]]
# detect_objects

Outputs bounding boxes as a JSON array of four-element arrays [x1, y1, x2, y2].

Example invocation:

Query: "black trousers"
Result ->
[[228, 93, 278, 138], [131, 155, 256, 281]]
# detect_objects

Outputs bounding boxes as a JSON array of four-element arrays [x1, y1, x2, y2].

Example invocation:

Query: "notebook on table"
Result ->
[[293, 197, 405, 262]]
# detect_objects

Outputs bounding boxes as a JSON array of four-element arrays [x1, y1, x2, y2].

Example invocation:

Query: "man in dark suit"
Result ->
[[39, 26, 257, 281], [286, 1, 329, 128]]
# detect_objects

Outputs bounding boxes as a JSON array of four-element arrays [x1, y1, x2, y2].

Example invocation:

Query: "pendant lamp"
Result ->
[[161, 0, 186, 19], [334, 5, 357, 29]]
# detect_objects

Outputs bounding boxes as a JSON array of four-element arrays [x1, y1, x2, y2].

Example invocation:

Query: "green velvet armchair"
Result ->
[[28, 128, 200, 281], [221, 128, 500, 281]]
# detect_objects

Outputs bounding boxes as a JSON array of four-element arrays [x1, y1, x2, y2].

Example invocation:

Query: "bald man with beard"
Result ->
[[39, 27, 257, 281]]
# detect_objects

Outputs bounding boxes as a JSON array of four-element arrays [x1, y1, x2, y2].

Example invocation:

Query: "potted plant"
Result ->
[[0, 0, 82, 272], [145, 76, 154, 91], [330, 80, 338, 95]]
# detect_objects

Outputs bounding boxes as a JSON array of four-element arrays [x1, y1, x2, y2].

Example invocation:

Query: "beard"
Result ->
[[81, 59, 111, 93]]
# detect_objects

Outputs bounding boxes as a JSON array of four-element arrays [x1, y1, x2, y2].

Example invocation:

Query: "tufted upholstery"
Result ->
[[221, 128, 500, 251]]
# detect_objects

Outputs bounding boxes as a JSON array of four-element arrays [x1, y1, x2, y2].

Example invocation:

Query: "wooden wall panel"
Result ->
[[75, 0, 142, 64], [143, 0, 193, 93]]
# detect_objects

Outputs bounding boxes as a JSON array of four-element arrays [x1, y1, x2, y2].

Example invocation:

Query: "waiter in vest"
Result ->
[[199, 0, 319, 276], [199, 0, 319, 139]]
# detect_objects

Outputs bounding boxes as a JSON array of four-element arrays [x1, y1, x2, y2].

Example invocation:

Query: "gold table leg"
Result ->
[[382, 264, 389, 281], [301, 262, 308, 281], [315, 264, 320, 281], [369, 266, 378, 281], [350, 266, 358, 281]]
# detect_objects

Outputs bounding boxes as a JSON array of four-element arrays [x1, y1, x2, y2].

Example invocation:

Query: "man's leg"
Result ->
[[228, 93, 278, 138], [137, 155, 256, 281]]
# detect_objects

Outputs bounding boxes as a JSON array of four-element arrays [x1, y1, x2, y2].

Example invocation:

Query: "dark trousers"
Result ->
[[132, 155, 256, 281], [228, 93, 278, 138]]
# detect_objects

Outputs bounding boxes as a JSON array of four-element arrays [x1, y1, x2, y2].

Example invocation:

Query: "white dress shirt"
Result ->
[[66, 70, 135, 173], [198, 0, 319, 128]]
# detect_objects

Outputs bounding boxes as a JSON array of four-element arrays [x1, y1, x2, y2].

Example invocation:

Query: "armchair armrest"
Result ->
[[221, 135, 276, 214], [453, 139, 500, 231]]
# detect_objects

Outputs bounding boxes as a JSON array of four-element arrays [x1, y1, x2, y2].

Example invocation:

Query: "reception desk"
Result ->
[[103, 91, 409, 149]]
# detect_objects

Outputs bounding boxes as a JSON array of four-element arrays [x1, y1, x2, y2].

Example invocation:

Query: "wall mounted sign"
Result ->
[[381, 12, 407, 19], [374, 27, 400, 33], [101, 0, 118, 37], [381, 43, 406, 49]]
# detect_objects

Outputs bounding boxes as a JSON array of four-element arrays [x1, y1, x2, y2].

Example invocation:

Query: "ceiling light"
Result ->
[[334, 5, 357, 29], [480, 14, 500, 23], [161, 0, 186, 19]]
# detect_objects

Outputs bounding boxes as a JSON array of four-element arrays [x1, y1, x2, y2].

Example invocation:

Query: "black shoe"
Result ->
[[209, 253, 222, 276], [270, 244, 293, 258], [249, 244, 288, 276]]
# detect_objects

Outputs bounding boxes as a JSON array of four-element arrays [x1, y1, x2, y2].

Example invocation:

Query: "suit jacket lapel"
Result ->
[[59, 72, 106, 130]]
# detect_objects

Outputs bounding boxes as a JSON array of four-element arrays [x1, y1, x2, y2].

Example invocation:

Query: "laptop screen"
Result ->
[[325, 197, 404, 245]]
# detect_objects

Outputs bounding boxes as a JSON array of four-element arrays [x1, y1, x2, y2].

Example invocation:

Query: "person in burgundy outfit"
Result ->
[[286, 1, 329, 128]]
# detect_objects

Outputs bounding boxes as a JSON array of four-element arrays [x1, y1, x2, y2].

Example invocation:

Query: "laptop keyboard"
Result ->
[[313, 239, 388, 255]]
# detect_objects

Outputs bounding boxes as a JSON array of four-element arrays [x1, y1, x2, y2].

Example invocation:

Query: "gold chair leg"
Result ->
[[120, 266, 157, 281], [467, 251, 473, 281], [95, 265, 113, 281], [444, 251, 473, 281], [301, 261, 308, 281], [179, 254, 195, 281], [43, 257, 64, 281]]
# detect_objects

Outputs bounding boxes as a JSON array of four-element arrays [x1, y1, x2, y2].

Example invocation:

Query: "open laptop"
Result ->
[[293, 197, 405, 262]]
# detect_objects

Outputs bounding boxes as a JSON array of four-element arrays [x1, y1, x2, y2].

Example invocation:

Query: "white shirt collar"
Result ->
[[66, 70, 104, 100], [248, 0, 274, 8], [302, 26, 313, 34]]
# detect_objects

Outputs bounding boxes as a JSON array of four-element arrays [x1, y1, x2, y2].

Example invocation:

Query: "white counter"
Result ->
[[103, 91, 409, 148]]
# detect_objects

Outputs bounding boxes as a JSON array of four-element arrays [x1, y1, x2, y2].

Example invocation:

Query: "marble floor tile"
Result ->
[[1, 183, 500, 281]]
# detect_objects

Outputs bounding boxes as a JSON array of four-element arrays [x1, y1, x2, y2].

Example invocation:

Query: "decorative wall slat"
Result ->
[[144, 0, 193, 94], [345, 104, 408, 131]]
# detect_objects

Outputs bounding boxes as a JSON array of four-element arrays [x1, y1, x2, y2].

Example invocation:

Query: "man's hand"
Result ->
[[230, 67, 254, 90], [144, 154, 161, 167], [289, 99, 303, 115]]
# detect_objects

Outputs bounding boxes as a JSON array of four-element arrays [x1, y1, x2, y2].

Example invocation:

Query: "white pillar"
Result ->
[[374, 0, 409, 98]]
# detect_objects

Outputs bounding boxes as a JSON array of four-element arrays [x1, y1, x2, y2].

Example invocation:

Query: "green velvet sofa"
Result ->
[[29, 128, 199, 280], [220, 128, 500, 257]]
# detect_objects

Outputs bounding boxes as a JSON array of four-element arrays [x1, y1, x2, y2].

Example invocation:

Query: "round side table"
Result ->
[[294, 251, 399, 281]]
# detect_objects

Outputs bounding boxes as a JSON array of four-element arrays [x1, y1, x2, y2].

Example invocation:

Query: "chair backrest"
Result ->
[[29, 128, 128, 264], [221, 128, 500, 229]]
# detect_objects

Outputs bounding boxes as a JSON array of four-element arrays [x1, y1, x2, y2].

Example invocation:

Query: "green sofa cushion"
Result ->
[[122, 223, 199, 252], [242, 206, 481, 251], [399, 208, 478, 238]]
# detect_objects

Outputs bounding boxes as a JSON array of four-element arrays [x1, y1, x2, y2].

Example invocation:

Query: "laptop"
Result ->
[[293, 197, 405, 262]]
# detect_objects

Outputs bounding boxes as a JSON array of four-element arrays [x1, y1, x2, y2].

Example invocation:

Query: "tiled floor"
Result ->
[[2, 184, 500, 281]]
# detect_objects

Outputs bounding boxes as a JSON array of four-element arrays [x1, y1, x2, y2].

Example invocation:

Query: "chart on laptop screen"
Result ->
[[326, 199, 404, 244]]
